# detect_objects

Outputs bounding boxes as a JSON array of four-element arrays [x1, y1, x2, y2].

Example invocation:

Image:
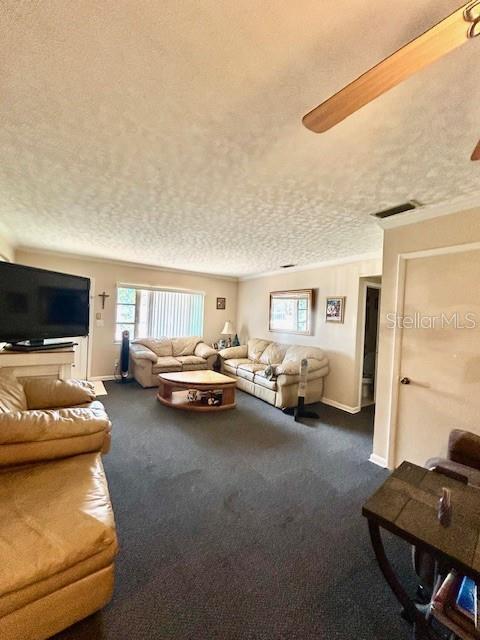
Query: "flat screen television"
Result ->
[[0, 262, 90, 346]]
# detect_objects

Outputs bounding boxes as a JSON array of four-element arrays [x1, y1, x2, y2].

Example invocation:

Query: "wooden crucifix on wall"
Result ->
[[98, 291, 110, 309]]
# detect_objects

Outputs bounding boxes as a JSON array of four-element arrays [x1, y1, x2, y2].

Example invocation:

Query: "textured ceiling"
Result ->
[[0, 0, 479, 276]]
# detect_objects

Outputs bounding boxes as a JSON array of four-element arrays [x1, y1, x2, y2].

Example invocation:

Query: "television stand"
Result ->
[[5, 341, 76, 353], [0, 346, 76, 380]]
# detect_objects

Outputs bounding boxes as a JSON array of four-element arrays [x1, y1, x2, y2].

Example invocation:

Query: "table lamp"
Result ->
[[221, 321, 234, 348]]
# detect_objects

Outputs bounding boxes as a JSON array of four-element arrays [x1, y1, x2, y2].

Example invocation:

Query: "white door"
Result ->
[[394, 249, 480, 467]]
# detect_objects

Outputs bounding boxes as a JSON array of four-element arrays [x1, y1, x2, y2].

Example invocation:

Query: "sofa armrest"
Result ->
[[0, 407, 111, 444], [194, 342, 217, 359], [276, 358, 326, 376], [448, 429, 480, 471], [219, 345, 247, 359], [129, 343, 157, 363], [275, 362, 298, 376], [21, 378, 96, 410], [276, 364, 329, 387], [0, 407, 112, 465], [275, 360, 317, 376]]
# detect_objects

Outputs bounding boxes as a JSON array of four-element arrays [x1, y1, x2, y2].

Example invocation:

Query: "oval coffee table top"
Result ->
[[159, 370, 235, 386]]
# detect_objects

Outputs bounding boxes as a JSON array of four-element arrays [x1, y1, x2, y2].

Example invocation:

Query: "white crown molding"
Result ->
[[376, 194, 480, 230], [15, 245, 239, 282], [239, 251, 383, 281], [16, 245, 384, 282]]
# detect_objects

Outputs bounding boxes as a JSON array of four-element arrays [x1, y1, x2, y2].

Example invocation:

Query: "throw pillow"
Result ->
[[0, 369, 28, 413]]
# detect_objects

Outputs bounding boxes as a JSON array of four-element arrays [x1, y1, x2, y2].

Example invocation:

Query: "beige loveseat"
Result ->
[[130, 337, 218, 387], [0, 371, 118, 640], [220, 338, 329, 409]]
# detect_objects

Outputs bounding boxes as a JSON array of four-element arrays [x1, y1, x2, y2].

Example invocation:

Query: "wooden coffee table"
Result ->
[[157, 370, 236, 411]]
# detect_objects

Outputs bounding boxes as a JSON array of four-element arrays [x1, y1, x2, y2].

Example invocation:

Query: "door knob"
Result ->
[[400, 377, 411, 385]]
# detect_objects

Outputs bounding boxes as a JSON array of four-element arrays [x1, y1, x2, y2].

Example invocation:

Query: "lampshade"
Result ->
[[221, 321, 234, 335]]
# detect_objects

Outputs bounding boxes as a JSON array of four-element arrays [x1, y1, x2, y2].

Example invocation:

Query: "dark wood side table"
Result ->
[[362, 461, 480, 639]]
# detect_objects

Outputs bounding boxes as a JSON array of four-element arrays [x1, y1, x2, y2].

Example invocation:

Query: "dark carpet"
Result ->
[[54, 382, 414, 640]]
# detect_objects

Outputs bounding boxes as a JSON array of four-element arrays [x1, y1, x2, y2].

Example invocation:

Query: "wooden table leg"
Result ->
[[159, 381, 172, 400], [367, 520, 435, 639], [222, 385, 235, 406]]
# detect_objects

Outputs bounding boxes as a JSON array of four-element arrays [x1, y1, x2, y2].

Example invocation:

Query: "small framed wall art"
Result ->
[[325, 296, 346, 323], [216, 297, 226, 310]]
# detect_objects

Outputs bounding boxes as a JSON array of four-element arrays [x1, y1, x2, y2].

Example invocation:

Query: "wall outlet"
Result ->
[[114, 360, 119, 369]]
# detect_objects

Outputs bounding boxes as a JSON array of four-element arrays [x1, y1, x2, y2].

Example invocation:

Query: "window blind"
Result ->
[[116, 285, 204, 340]]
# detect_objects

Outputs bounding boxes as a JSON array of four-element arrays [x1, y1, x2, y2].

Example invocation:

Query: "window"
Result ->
[[269, 289, 313, 335], [116, 287, 137, 341], [115, 286, 204, 341]]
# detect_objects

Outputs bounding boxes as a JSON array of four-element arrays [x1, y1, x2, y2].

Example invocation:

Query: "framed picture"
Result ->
[[216, 297, 226, 310], [326, 297, 346, 323], [269, 289, 314, 335]]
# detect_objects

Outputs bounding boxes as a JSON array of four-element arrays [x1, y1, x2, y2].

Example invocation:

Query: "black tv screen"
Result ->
[[0, 262, 90, 343]]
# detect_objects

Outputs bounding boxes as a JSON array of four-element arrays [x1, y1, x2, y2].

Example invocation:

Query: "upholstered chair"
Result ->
[[0, 371, 111, 465]]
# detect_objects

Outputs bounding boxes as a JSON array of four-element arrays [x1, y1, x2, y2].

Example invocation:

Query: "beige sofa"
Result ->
[[0, 371, 118, 640], [0, 375, 112, 465], [219, 338, 329, 409], [130, 337, 218, 387]]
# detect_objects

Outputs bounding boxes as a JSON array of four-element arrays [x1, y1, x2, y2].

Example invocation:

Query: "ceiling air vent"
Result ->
[[280, 264, 297, 269], [371, 200, 422, 219]]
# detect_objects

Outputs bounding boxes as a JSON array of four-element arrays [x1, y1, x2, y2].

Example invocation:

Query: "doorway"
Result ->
[[359, 281, 381, 408]]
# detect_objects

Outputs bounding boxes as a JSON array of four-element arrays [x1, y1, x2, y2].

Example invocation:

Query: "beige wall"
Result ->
[[15, 249, 238, 378], [373, 207, 480, 467], [0, 232, 15, 262], [237, 257, 382, 410]]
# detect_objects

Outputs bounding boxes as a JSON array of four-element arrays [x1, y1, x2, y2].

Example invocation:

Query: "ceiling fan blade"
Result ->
[[472, 140, 480, 161], [303, 2, 480, 133]]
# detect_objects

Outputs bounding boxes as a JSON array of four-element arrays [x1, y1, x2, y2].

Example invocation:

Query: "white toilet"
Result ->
[[362, 351, 375, 404], [362, 376, 374, 402]]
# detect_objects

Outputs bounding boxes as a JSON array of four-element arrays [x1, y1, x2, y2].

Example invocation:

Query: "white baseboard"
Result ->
[[321, 397, 361, 414], [369, 453, 388, 468], [88, 375, 116, 381]]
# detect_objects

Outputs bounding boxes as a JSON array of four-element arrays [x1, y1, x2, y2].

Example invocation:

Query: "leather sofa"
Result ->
[[0, 370, 118, 640], [130, 336, 217, 387], [0, 375, 112, 466], [219, 338, 329, 409]]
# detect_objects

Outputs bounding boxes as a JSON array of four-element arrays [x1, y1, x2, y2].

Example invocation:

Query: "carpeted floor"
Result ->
[[54, 382, 414, 640]]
